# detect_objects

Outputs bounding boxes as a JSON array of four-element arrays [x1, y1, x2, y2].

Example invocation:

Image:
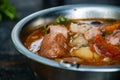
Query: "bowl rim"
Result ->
[[11, 4, 120, 72]]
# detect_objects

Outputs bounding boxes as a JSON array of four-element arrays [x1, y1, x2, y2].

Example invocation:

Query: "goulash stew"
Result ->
[[24, 16, 120, 66]]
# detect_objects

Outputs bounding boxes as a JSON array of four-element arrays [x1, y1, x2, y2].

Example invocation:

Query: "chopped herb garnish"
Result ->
[[0, 0, 17, 21], [43, 25, 48, 34], [56, 16, 69, 24]]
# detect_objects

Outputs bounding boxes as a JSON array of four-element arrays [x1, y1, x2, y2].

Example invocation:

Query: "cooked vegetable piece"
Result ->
[[43, 25, 48, 34], [70, 34, 88, 47], [104, 23, 120, 34], [70, 22, 91, 33], [94, 34, 120, 58], [56, 16, 69, 24], [25, 18, 120, 66], [72, 47, 100, 60]]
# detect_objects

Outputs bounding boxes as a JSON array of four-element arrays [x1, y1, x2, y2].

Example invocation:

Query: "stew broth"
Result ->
[[24, 17, 120, 66]]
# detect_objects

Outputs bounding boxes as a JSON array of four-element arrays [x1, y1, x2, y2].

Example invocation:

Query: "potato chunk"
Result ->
[[70, 23, 92, 33], [70, 34, 88, 47], [72, 47, 100, 60]]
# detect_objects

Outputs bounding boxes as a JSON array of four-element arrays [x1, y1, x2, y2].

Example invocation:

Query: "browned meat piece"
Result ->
[[38, 33, 70, 59], [84, 27, 102, 40], [106, 30, 120, 45], [38, 25, 69, 58], [48, 25, 68, 38]]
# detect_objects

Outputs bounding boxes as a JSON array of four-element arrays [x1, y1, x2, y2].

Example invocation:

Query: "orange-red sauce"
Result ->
[[24, 18, 120, 66]]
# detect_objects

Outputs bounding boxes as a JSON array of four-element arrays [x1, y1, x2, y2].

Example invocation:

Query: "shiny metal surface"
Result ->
[[11, 4, 120, 80]]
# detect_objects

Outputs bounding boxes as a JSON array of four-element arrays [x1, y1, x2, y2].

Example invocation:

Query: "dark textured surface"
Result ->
[[0, 0, 120, 80], [0, 0, 43, 80]]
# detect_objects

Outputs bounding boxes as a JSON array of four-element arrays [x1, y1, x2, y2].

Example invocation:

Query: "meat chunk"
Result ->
[[29, 38, 43, 53], [38, 33, 70, 59], [70, 22, 92, 33], [106, 30, 120, 45], [48, 25, 68, 38], [84, 27, 101, 40], [38, 25, 70, 58]]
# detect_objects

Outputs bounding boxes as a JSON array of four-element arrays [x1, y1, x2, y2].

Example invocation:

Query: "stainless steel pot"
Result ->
[[11, 4, 120, 80]]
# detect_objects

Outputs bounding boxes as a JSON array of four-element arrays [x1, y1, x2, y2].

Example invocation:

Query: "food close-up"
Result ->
[[11, 4, 120, 80], [24, 16, 120, 66]]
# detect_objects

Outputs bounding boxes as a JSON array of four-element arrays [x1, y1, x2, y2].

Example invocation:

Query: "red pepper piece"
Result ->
[[94, 34, 120, 58]]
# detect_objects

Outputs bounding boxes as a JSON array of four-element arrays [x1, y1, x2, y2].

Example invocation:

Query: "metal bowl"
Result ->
[[11, 4, 120, 80]]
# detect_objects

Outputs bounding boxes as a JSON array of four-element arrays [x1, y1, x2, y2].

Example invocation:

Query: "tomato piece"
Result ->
[[94, 34, 120, 58], [90, 44, 95, 53]]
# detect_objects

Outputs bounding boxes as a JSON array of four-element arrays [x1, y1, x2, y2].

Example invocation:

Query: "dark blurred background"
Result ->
[[0, 0, 120, 80], [44, 0, 120, 8]]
